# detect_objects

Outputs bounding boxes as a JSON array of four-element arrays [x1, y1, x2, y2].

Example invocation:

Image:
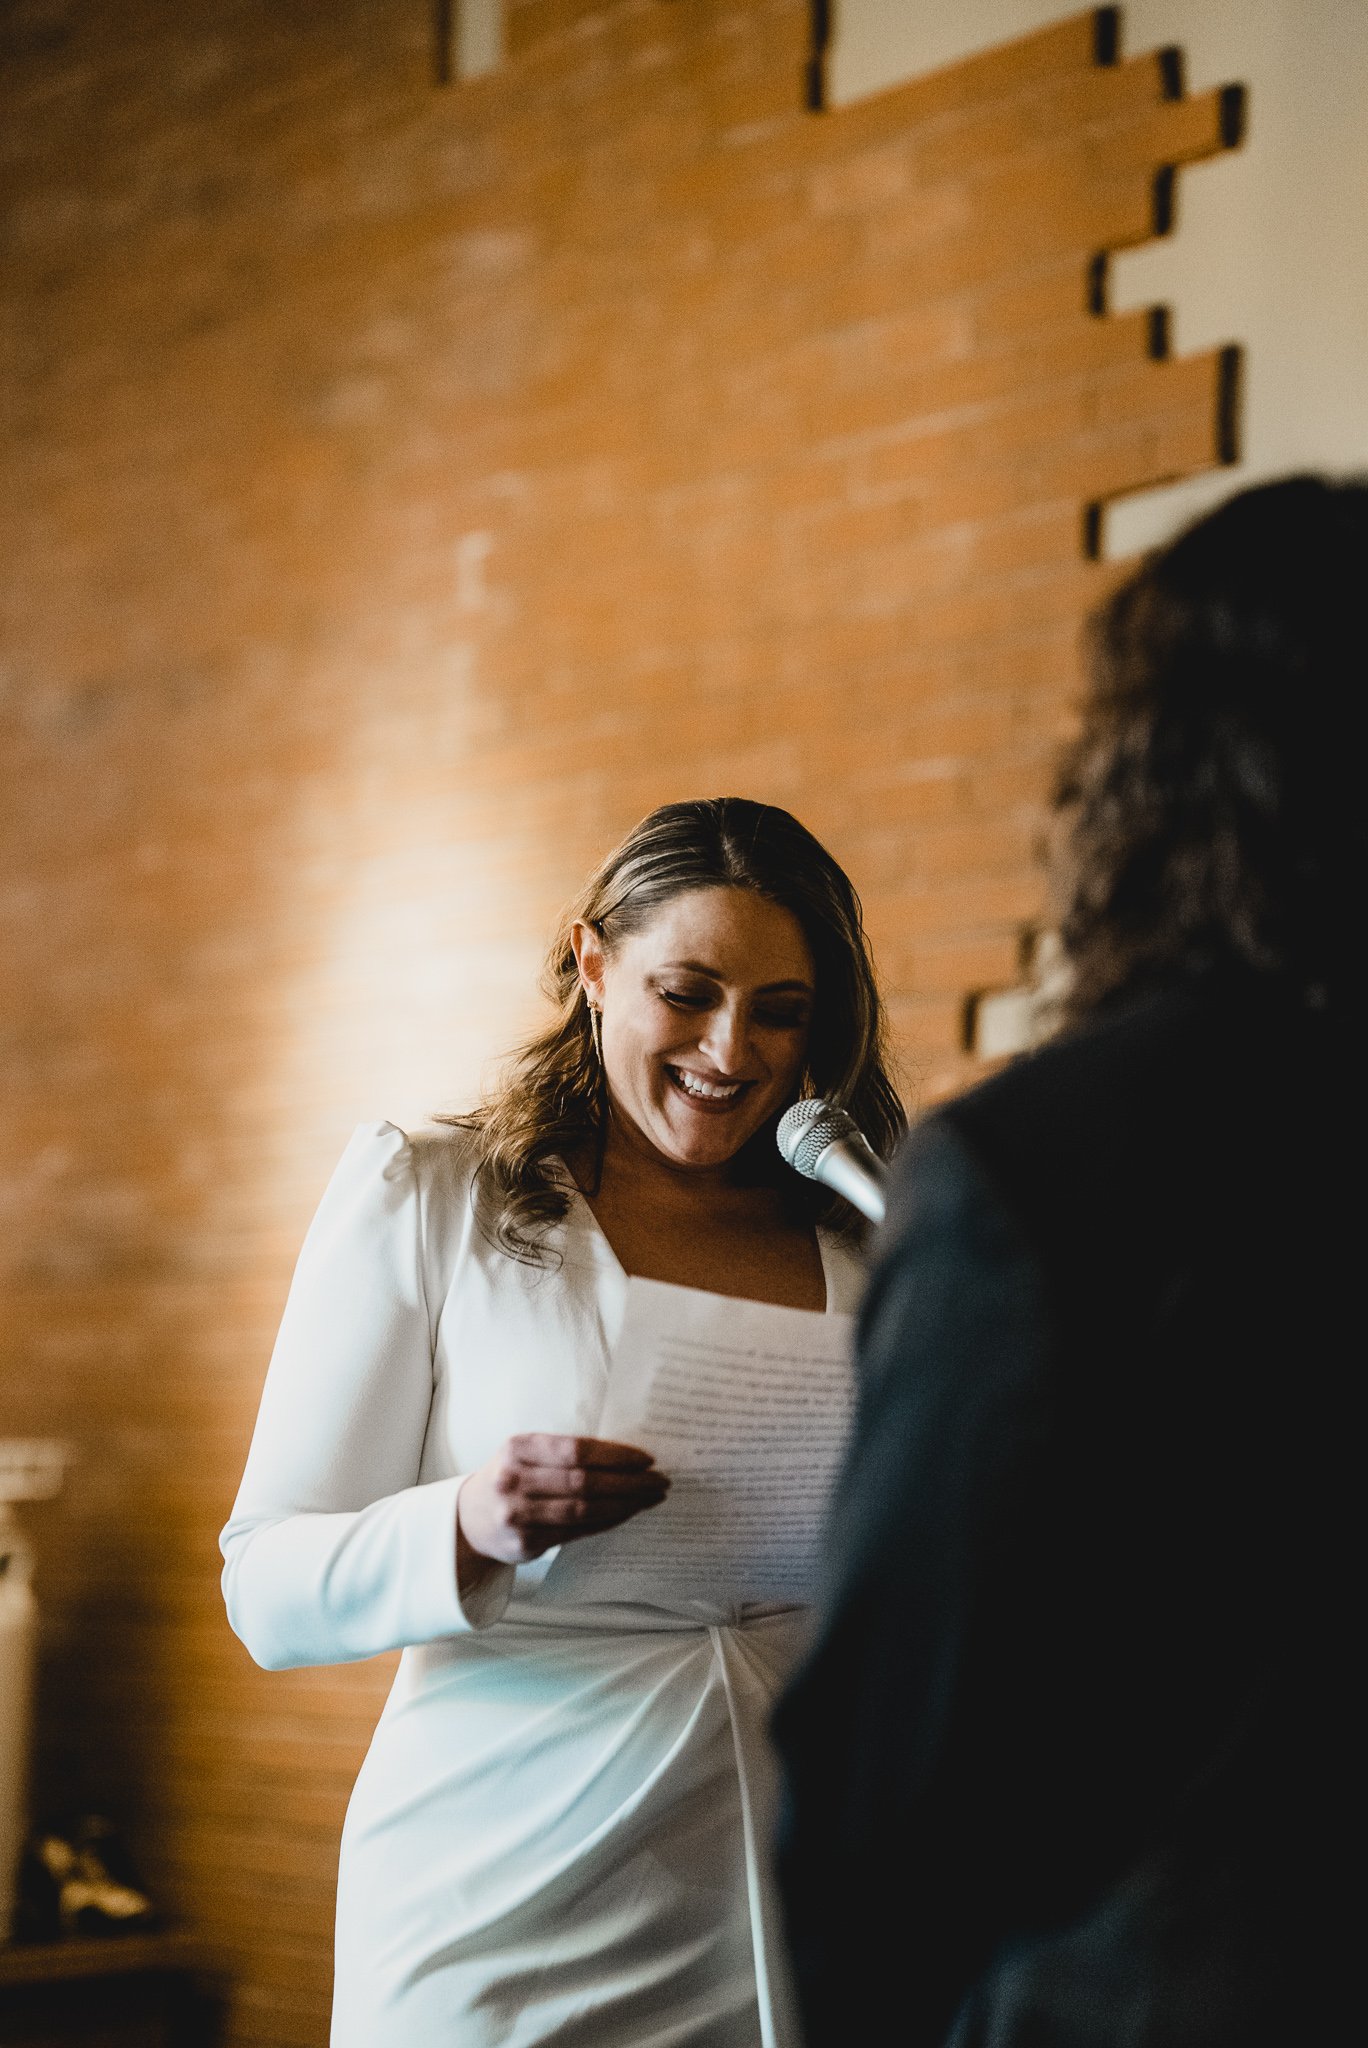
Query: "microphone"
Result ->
[[776, 1099, 888, 1226]]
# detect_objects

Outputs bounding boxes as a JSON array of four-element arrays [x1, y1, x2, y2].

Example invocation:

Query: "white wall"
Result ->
[[832, 0, 1368, 554]]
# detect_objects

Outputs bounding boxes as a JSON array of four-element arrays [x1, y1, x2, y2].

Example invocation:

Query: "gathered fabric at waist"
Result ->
[[485, 1593, 808, 1636], [399, 1598, 809, 1709]]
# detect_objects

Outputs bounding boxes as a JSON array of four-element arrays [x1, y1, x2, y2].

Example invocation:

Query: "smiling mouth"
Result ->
[[665, 1064, 752, 1109]]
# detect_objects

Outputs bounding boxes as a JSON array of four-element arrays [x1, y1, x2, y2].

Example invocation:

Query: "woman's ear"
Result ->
[[570, 920, 607, 1008]]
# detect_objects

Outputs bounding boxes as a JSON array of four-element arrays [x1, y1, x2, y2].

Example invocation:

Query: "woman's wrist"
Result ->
[[453, 1479, 518, 1630], [455, 1480, 502, 1590]]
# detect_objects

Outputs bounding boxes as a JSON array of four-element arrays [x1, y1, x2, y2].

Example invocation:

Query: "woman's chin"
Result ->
[[652, 1111, 762, 1173], [613, 1082, 780, 1174]]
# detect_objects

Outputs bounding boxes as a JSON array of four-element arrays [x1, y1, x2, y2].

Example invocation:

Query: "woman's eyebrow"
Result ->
[[654, 959, 721, 978], [656, 960, 814, 994]]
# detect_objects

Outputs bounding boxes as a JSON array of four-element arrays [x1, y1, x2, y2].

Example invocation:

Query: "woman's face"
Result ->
[[574, 886, 816, 1175]]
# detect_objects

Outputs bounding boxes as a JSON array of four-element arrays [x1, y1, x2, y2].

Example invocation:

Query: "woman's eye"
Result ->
[[661, 989, 709, 1010], [756, 1007, 810, 1030]]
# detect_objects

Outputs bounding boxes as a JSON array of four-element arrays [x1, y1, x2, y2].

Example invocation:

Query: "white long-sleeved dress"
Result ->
[[220, 1122, 863, 2048]]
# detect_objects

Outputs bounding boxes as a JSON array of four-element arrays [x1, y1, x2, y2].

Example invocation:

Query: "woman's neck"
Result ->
[[572, 1112, 768, 1221], [567, 1110, 824, 1309]]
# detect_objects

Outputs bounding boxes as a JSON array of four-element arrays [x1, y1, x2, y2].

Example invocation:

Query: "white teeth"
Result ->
[[673, 1069, 743, 1101]]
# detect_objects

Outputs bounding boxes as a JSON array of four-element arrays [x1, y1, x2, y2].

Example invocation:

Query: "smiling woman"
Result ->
[[451, 797, 904, 1263], [586, 891, 815, 1147], [220, 797, 904, 2048], [569, 886, 829, 1308]]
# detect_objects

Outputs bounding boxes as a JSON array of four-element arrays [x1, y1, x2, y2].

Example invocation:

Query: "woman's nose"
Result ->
[[698, 1005, 750, 1072]]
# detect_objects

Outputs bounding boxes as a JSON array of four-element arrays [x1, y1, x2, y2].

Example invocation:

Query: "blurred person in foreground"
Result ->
[[772, 475, 1366, 2047]]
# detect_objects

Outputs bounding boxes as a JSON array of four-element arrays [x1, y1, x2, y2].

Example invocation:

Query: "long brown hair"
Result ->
[[1053, 475, 1368, 1022], [443, 798, 905, 1261]]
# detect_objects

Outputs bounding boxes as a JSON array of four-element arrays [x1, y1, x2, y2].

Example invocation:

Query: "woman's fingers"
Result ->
[[514, 1464, 669, 1501], [517, 1490, 665, 1531], [507, 1475, 670, 1528], [459, 1435, 670, 1566], [506, 1433, 658, 1471]]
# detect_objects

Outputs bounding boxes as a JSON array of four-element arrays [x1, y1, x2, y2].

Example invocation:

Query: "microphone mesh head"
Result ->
[[776, 1098, 861, 1178]]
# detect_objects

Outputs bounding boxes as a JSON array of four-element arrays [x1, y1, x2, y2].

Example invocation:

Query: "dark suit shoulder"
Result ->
[[897, 976, 1363, 1367], [942, 982, 1234, 1178], [932, 982, 1322, 1250]]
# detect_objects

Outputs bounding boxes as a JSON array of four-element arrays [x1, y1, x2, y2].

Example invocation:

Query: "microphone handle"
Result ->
[[818, 1137, 888, 1226]]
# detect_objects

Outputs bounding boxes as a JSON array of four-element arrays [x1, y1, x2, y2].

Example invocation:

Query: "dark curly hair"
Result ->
[[1053, 474, 1368, 1020], [444, 798, 905, 1261]]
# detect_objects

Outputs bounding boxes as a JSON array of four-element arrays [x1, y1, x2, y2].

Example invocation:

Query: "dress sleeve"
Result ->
[[220, 1121, 509, 1670]]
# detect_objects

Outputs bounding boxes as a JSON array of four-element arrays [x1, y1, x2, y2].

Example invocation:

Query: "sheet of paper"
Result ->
[[543, 1275, 855, 1607]]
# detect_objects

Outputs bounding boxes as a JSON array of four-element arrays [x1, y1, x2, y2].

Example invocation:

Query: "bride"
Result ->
[[222, 796, 903, 2046]]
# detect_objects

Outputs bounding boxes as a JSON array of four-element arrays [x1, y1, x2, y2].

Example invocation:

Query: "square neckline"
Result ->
[[555, 1163, 839, 1316]]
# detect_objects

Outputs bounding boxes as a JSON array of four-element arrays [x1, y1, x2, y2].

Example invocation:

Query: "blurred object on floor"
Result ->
[[16, 1815, 158, 1943]]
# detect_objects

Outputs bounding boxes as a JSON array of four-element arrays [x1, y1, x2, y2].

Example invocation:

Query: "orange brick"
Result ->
[[910, 52, 1174, 184]]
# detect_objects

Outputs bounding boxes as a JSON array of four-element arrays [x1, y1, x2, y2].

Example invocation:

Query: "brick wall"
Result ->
[[0, 3, 1238, 2039]]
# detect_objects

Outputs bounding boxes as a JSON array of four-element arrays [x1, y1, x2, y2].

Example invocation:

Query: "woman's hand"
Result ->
[[457, 1434, 670, 1567]]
